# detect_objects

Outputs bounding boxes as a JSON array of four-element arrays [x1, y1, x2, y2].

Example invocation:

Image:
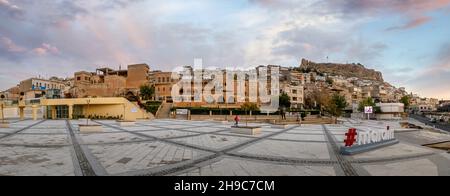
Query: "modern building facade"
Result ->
[[18, 77, 68, 100]]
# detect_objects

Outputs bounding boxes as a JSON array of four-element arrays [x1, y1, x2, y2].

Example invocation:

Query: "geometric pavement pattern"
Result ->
[[1, 119, 449, 176]]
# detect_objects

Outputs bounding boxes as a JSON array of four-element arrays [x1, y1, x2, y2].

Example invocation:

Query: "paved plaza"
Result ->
[[0, 119, 449, 176]]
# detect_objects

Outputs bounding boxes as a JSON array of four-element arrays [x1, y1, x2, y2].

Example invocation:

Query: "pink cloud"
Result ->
[[0, 0, 20, 10], [324, 0, 450, 30], [0, 36, 26, 52], [32, 43, 60, 56], [386, 16, 432, 31]]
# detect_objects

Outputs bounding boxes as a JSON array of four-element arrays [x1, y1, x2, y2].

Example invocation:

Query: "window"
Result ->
[[292, 90, 297, 94], [158, 78, 161, 83], [162, 87, 165, 92], [293, 97, 298, 101], [85, 77, 89, 81], [77, 77, 81, 81]]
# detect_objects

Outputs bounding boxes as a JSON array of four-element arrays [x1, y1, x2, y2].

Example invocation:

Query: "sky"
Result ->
[[0, 0, 449, 99]]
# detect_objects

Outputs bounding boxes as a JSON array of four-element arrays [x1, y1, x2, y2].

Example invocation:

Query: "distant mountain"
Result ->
[[300, 59, 384, 82]]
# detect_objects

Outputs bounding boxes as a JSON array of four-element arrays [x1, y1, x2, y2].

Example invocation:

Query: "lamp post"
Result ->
[[123, 104, 126, 120], [86, 99, 90, 126], [1, 95, 5, 124], [223, 89, 232, 121]]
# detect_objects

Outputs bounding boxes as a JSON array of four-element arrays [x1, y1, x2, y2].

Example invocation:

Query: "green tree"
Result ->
[[326, 77, 334, 85], [279, 93, 291, 109], [328, 94, 348, 117], [140, 85, 155, 101], [241, 102, 259, 112], [358, 97, 377, 112], [400, 96, 411, 109]]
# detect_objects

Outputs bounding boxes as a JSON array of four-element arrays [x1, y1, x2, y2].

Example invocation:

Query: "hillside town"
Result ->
[[1, 59, 447, 119]]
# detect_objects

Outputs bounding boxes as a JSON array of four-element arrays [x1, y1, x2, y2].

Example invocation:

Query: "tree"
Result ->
[[328, 94, 348, 117], [241, 102, 259, 112], [140, 85, 155, 101], [279, 93, 291, 109], [240, 102, 259, 126], [358, 97, 378, 112], [326, 77, 334, 85], [400, 95, 411, 109]]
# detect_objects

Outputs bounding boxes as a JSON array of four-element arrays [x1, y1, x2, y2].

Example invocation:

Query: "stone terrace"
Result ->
[[0, 119, 449, 176]]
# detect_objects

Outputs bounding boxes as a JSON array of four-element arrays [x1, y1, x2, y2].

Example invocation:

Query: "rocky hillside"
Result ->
[[300, 59, 384, 82]]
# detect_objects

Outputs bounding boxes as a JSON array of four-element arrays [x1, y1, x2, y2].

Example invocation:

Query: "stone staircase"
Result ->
[[156, 103, 172, 119]]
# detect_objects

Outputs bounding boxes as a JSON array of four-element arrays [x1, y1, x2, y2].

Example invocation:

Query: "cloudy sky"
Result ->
[[1, 0, 449, 99]]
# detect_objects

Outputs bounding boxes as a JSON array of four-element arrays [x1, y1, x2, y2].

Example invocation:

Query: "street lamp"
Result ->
[[1, 94, 5, 124], [86, 99, 91, 126], [123, 103, 126, 120]]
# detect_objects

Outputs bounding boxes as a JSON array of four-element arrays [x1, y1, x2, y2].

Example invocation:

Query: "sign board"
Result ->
[[176, 109, 188, 115], [364, 106, 373, 114], [131, 108, 138, 113], [340, 128, 398, 155]]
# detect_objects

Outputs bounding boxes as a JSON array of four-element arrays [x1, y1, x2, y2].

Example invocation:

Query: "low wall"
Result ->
[[189, 115, 334, 124], [1, 107, 44, 119], [82, 103, 151, 121]]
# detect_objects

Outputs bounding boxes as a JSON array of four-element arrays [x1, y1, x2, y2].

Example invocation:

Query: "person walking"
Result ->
[[234, 115, 241, 127]]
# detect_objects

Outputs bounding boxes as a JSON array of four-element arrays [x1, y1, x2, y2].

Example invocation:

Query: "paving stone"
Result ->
[[176, 157, 336, 176], [181, 127, 226, 133], [237, 140, 331, 160], [122, 126, 164, 132], [363, 159, 438, 176], [79, 132, 147, 144], [0, 134, 70, 146], [352, 143, 433, 160], [0, 146, 75, 176], [21, 128, 67, 134], [139, 130, 198, 139], [170, 134, 252, 150], [270, 133, 326, 142], [287, 129, 325, 134], [1, 119, 450, 176], [0, 128, 20, 134], [87, 141, 208, 175]]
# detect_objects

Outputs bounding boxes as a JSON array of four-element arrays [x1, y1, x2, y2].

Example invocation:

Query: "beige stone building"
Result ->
[[149, 71, 178, 102], [18, 77, 68, 99], [71, 64, 150, 98]]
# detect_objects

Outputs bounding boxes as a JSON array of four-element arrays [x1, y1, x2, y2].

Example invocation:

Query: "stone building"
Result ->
[[71, 64, 150, 98], [18, 77, 68, 99], [149, 71, 179, 102]]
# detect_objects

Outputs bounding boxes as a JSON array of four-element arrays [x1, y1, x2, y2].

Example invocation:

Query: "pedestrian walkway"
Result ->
[[0, 119, 449, 176]]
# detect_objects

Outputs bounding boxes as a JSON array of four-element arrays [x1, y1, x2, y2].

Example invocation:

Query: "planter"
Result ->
[[231, 126, 262, 135], [271, 124, 290, 129], [0, 122, 9, 128], [117, 120, 136, 127], [78, 119, 92, 124], [79, 124, 103, 133]]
